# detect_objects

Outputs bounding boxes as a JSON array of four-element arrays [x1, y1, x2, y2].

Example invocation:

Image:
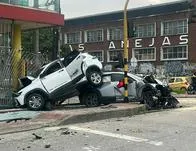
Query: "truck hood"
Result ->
[[19, 76, 35, 88]]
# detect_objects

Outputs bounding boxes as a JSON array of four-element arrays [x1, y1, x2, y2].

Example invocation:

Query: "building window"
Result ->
[[88, 51, 104, 62], [65, 32, 81, 44], [133, 47, 156, 61], [161, 19, 188, 36], [161, 45, 188, 60], [134, 23, 155, 38], [107, 27, 123, 40], [85, 29, 103, 43], [107, 50, 122, 62]]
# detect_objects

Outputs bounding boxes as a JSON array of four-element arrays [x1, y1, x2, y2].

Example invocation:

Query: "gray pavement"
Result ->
[[0, 96, 194, 135], [0, 101, 146, 135], [0, 100, 195, 151]]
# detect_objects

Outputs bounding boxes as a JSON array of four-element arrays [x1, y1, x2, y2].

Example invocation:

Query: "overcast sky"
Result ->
[[60, 0, 179, 19]]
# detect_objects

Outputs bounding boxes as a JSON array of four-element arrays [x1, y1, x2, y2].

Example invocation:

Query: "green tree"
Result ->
[[22, 27, 53, 58], [22, 30, 34, 52], [60, 44, 71, 57]]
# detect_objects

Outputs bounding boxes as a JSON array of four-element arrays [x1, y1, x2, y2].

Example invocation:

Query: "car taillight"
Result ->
[[117, 80, 124, 88]]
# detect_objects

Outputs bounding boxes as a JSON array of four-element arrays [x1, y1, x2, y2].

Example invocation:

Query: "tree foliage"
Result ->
[[22, 28, 53, 56]]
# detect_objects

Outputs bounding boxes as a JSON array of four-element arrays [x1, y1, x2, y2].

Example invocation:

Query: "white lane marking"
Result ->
[[82, 146, 100, 151], [68, 126, 163, 146]]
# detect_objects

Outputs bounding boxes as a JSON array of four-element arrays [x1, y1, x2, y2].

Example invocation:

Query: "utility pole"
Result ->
[[123, 0, 129, 102]]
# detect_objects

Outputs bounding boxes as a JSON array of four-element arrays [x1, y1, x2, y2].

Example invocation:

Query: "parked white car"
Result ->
[[14, 51, 103, 110]]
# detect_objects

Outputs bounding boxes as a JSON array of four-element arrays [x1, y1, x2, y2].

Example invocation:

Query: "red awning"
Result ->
[[0, 3, 64, 27]]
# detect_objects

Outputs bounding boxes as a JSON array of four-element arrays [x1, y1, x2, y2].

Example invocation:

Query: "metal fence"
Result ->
[[22, 51, 49, 76], [0, 47, 13, 108], [0, 48, 49, 108]]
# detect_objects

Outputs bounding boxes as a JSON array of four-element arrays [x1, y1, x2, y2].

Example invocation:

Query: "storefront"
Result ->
[[0, 0, 64, 108]]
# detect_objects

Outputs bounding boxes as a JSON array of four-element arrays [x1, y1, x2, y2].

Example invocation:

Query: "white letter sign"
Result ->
[[135, 39, 142, 48], [109, 41, 116, 49], [149, 38, 154, 47], [78, 44, 84, 51], [179, 35, 188, 45], [162, 37, 171, 46]]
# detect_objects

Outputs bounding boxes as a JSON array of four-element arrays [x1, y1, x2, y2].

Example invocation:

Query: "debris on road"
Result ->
[[100, 104, 117, 109], [44, 144, 51, 148], [61, 130, 71, 135], [32, 133, 43, 140], [6, 118, 30, 123]]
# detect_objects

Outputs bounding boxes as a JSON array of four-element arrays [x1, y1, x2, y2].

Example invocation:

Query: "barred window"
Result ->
[[65, 32, 81, 44], [107, 50, 122, 62], [134, 23, 155, 38], [85, 29, 103, 42], [134, 47, 155, 61], [162, 19, 188, 35], [88, 51, 104, 62], [107, 27, 123, 40], [162, 45, 188, 60]]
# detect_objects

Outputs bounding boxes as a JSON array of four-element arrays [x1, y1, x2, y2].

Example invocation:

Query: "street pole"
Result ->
[[123, 0, 129, 102]]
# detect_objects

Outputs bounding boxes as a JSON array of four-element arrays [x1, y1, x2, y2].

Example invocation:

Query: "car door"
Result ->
[[63, 50, 84, 83], [40, 61, 71, 94], [111, 73, 124, 99], [168, 78, 175, 90], [127, 77, 137, 99], [64, 51, 83, 82], [98, 75, 116, 97], [112, 73, 137, 99], [175, 77, 184, 90]]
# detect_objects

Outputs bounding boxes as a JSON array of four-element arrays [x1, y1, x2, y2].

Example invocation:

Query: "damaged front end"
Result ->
[[18, 76, 35, 89], [143, 75, 179, 109]]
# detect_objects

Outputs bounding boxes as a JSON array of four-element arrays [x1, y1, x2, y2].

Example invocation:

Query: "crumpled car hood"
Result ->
[[19, 76, 35, 89]]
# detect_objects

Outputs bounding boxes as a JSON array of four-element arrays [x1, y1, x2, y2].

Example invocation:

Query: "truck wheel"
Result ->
[[87, 70, 103, 87], [26, 93, 45, 111], [82, 91, 100, 107]]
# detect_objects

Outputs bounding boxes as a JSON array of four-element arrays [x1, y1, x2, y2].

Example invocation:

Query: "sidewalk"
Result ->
[[0, 94, 192, 135], [173, 94, 196, 98], [0, 102, 146, 135]]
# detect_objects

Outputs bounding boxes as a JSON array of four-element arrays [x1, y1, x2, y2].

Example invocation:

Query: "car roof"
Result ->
[[103, 72, 143, 81]]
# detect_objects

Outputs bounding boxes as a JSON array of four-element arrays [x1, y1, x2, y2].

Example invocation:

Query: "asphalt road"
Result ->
[[0, 98, 195, 151]]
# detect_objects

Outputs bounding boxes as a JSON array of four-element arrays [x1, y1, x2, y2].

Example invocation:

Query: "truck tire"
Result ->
[[87, 70, 103, 87], [26, 93, 45, 111]]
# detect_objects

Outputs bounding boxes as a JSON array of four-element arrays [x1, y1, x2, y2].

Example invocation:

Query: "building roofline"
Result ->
[[64, 0, 192, 27], [65, 0, 189, 21]]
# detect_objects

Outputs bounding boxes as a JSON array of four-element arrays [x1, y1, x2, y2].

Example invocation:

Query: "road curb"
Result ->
[[173, 95, 196, 98], [0, 104, 146, 135], [58, 105, 146, 126]]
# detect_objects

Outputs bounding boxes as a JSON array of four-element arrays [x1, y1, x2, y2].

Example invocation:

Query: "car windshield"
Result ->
[[63, 50, 80, 67], [30, 66, 45, 78]]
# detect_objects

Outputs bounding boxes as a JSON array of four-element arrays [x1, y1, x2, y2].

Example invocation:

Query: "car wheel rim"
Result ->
[[90, 73, 101, 84], [86, 93, 98, 107], [29, 95, 42, 109]]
